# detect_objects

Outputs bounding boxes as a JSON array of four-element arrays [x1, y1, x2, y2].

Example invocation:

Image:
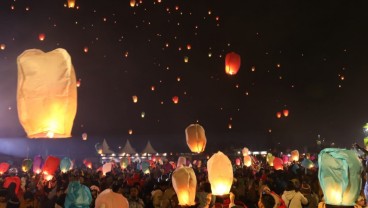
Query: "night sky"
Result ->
[[1, 0, 368, 153]]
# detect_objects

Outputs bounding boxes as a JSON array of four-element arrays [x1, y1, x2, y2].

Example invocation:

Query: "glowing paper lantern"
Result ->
[[225, 52, 241, 75], [242, 147, 249, 156], [235, 158, 241, 166], [184, 56, 189, 63], [132, 95, 138, 103], [301, 158, 314, 169], [38, 33, 45, 41], [276, 112, 282, 118], [82, 132, 87, 140], [282, 155, 289, 164], [207, 151, 233, 195], [0, 162, 10, 174], [33, 155, 42, 174], [185, 124, 207, 153], [172, 96, 179, 104], [43, 156, 60, 176], [102, 162, 112, 175], [60, 157, 72, 173], [83, 159, 92, 169], [83, 47, 88, 53], [283, 109, 289, 117], [142, 161, 150, 174], [267, 153, 275, 166], [318, 148, 362, 206], [290, 150, 299, 162], [273, 157, 283, 170], [243, 156, 252, 167], [22, 159, 32, 172], [17, 48, 77, 138], [95, 189, 129, 208], [130, 0, 136, 7], [172, 167, 197, 206], [177, 157, 186, 168], [0, 44, 5, 50], [67, 0, 75, 8], [4, 176, 21, 194]]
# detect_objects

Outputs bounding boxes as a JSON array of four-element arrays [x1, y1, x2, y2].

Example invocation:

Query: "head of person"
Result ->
[[130, 187, 139, 199], [285, 180, 296, 191], [356, 195, 366, 207], [258, 193, 275, 208]]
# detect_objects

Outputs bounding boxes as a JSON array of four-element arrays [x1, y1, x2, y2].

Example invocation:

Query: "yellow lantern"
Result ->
[[243, 155, 252, 167], [17, 48, 77, 138], [172, 167, 197, 206], [207, 151, 233, 195], [0, 44, 5, 50], [132, 95, 138, 103], [185, 124, 207, 153], [290, 150, 299, 162], [242, 147, 249, 156], [67, 0, 75, 8], [130, 0, 136, 7]]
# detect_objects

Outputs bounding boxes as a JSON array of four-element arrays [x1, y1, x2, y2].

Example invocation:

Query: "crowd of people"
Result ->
[[0, 154, 366, 208]]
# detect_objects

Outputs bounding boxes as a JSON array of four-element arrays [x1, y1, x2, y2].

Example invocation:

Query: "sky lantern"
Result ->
[[235, 158, 241, 166], [130, 0, 136, 7], [207, 151, 233, 195], [267, 153, 275, 166], [318, 148, 362, 206], [187, 44, 191, 50], [43, 156, 60, 176], [185, 124, 207, 153], [290, 150, 299, 162], [60, 157, 72, 173], [172, 167, 197, 206], [76, 79, 81, 87], [243, 156, 252, 167], [67, 0, 75, 8], [128, 129, 133, 135], [282, 155, 289, 164], [141, 112, 145, 118], [184, 56, 189, 63], [83, 159, 92, 169], [273, 157, 283, 170], [38, 33, 45, 41], [283, 109, 289, 117], [83, 47, 88, 53], [225, 52, 241, 75], [17, 48, 77, 138], [82, 132, 87, 140], [0, 163, 10, 174], [0, 44, 5, 50], [242, 147, 249, 156], [132, 95, 138, 103], [33, 155, 42, 174], [172, 96, 179, 104], [22, 159, 32, 172], [276, 112, 282, 118]]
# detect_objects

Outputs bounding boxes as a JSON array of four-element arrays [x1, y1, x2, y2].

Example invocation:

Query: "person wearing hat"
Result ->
[[300, 182, 318, 208]]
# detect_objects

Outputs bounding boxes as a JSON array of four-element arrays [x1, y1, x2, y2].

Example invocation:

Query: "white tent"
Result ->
[[102, 139, 114, 154], [120, 139, 137, 154], [141, 140, 157, 154]]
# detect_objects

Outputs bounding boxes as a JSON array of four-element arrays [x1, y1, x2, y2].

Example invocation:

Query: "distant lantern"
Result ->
[[172, 167, 197, 206], [130, 0, 136, 7], [187, 44, 191, 50], [38, 33, 45, 41], [76, 79, 81, 87], [283, 109, 289, 117], [235, 158, 241, 166], [244, 155, 252, 167], [83, 159, 92, 169], [82, 132, 87, 140], [225, 52, 241, 75], [184, 56, 189, 63], [132, 95, 138, 103], [0, 44, 5, 50], [290, 150, 299, 162], [185, 124, 207, 153], [128, 129, 133, 135], [141, 112, 145, 118], [17, 48, 77, 138], [273, 157, 283, 170], [83, 47, 88, 53], [276, 112, 282, 118], [207, 151, 233, 195], [67, 0, 75, 8], [172, 96, 179, 104], [151, 86, 155, 91], [242, 147, 249, 156]]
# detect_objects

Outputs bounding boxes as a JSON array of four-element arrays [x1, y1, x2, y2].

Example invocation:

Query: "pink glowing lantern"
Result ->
[[273, 157, 284, 170]]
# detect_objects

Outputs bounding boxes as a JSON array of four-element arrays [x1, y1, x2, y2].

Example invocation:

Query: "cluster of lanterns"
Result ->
[[276, 109, 289, 118]]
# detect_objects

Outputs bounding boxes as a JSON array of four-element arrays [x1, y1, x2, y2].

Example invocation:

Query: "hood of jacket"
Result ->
[[283, 190, 296, 200]]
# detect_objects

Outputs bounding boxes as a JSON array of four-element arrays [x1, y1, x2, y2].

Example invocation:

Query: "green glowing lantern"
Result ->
[[318, 148, 362, 206]]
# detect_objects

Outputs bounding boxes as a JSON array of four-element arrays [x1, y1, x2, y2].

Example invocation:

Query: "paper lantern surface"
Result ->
[[318, 148, 362, 206], [60, 157, 72, 173], [242, 147, 249, 156], [22, 159, 32, 172], [67, 0, 75, 8], [33, 155, 43, 174], [43, 156, 60, 176], [243, 156, 252, 167], [301, 159, 314, 169], [172, 167, 197, 206], [95, 188, 129, 208], [185, 124, 207, 153], [64, 181, 92, 208], [225, 52, 241, 75], [290, 150, 299, 162], [0, 162, 10, 174], [17, 48, 77, 138], [273, 157, 283, 170], [207, 151, 233, 195]]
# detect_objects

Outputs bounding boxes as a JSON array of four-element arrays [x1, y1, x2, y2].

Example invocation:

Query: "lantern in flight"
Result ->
[[38, 33, 45, 41], [43, 156, 60, 176], [172, 167, 197, 206], [276, 112, 282, 118], [17, 48, 77, 138], [83, 159, 92, 169], [0, 44, 5, 50], [242, 147, 249, 156], [235, 158, 241, 166], [283, 109, 289, 117], [185, 124, 206, 153], [172, 96, 179, 104], [67, 0, 75, 8], [130, 0, 136, 7], [225, 52, 241, 75], [132, 95, 138, 103], [207, 151, 233, 196], [82, 132, 87, 140], [290, 150, 299, 162], [83, 47, 88, 53]]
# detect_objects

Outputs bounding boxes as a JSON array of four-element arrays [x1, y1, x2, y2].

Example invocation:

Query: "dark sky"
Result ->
[[1, 0, 368, 152]]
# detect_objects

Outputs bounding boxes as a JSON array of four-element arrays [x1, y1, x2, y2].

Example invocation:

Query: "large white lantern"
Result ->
[[207, 151, 233, 196]]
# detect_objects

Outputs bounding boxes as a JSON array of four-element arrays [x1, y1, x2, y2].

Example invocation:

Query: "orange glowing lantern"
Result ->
[[243, 155, 252, 167], [76, 79, 81, 87], [83, 47, 88, 53], [207, 151, 233, 195], [225, 52, 241, 75], [276, 112, 282, 118], [17, 48, 77, 138], [172, 96, 179, 104], [67, 0, 75, 8], [172, 167, 197, 206], [187, 44, 191, 50], [130, 0, 136, 7], [38, 33, 45, 41], [273, 157, 283, 170], [43, 156, 60, 176], [242, 147, 249, 156], [82, 132, 87, 140], [290, 150, 299, 162], [132, 95, 138, 103], [185, 124, 207, 153], [83, 159, 92, 169], [283, 109, 289, 117], [0, 44, 5, 50], [235, 158, 241, 166], [0, 163, 10, 174]]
